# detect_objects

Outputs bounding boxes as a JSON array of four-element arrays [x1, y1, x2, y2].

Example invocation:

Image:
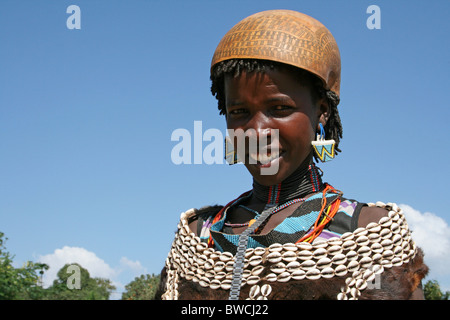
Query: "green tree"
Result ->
[[43, 263, 116, 300], [122, 274, 160, 300], [424, 279, 450, 300], [0, 232, 48, 300]]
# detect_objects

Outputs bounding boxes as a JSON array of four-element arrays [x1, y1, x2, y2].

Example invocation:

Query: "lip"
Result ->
[[248, 150, 285, 167]]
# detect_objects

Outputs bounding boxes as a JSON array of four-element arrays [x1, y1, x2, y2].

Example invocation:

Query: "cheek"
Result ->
[[280, 117, 316, 151]]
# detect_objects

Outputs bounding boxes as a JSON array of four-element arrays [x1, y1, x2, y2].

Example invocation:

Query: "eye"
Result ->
[[271, 105, 294, 116], [227, 108, 248, 118]]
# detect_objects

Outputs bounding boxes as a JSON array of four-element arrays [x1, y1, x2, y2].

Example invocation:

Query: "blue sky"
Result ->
[[1, 0, 449, 298]]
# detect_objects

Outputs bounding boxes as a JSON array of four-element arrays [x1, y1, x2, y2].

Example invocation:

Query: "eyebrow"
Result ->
[[266, 96, 293, 104], [226, 99, 244, 108], [226, 96, 294, 109]]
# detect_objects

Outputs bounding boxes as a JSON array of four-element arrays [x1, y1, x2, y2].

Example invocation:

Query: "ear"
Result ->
[[316, 97, 330, 131]]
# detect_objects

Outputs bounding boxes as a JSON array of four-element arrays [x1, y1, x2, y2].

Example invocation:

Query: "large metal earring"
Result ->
[[311, 123, 335, 162]]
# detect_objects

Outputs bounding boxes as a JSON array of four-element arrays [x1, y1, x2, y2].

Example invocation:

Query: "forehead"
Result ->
[[224, 68, 311, 101]]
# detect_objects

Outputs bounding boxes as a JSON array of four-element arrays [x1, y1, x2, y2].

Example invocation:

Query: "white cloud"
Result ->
[[38, 246, 116, 288], [119, 257, 147, 275], [37, 246, 147, 299], [399, 204, 450, 278]]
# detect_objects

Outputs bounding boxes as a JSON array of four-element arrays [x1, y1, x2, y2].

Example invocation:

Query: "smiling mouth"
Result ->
[[248, 150, 285, 165]]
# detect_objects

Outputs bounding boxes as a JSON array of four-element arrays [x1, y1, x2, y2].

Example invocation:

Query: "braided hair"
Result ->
[[210, 59, 343, 160]]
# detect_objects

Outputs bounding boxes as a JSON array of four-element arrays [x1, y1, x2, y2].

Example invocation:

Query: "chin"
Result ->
[[246, 165, 289, 186]]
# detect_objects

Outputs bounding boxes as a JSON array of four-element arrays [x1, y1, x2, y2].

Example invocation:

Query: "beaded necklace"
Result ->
[[222, 163, 321, 229]]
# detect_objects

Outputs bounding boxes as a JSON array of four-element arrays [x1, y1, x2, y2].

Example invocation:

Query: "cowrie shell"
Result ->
[[376, 201, 386, 207], [220, 252, 233, 262], [214, 261, 225, 272], [360, 256, 373, 268], [356, 235, 370, 247], [335, 264, 348, 277], [296, 242, 313, 251], [265, 273, 277, 282], [347, 260, 359, 272], [197, 255, 207, 265], [313, 247, 327, 259], [210, 279, 221, 290], [282, 250, 297, 262], [371, 253, 382, 263], [249, 255, 263, 266], [306, 268, 321, 280], [297, 250, 313, 261], [291, 269, 306, 280], [245, 248, 254, 259], [268, 243, 283, 252], [327, 238, 342, 246], [346, 250, 357, 261], [321, 267, 335, 279], [271, 262, 286, 274], [254, 247, 266, 256], [286, 261, 301, 272], [381, 239, 393, 250], [277, 271, 291, 282], [379, 216, 392, 228], [357, 246, 371, 257], [283, 243, 298, 251], [267, 251, 282, 263], [312, 239, 328, 248], [371, 242, 383, 254], [220, 279, 231, 290], [199, 277, 210, 288], [392, 234, 403, 246], [214, 271, 226, 280], [300, 260, 315, 270], [368, 233, 381, 242], [249, 285, 260, 299], [328, 245, 342, 256], [355, 279, 367, 290], [196, 242, 208, 252], [261, 284, 272, 297], [332, 253, 347, 265], [391, 222, 400, 234], [392, 257, 403, 267], [363, 269, 376, 282], [247, 275, 260, 286], [316, 257, 332, 269], [343, 240, 357, 251], [366, 222, 381, 233], [340, 232, 354, 241], [225, 261, 234, 272], [337, 292, 348, 300], [382, 249, 394, 260]]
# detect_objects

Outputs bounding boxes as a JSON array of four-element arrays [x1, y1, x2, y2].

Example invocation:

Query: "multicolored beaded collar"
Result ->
[[202, 163, 343, 252]]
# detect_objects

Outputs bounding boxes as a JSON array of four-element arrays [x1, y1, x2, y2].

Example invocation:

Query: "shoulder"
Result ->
[[187, 205, 223, 235], [357, 205, 389, 228]]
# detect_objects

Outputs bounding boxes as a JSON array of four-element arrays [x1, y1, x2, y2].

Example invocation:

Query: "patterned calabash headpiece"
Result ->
[[211, 9, 341, 98]]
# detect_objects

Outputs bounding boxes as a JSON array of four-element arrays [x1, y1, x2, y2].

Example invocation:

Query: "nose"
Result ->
[[244, 111, 273, 142], [242, 111, 278, 156]]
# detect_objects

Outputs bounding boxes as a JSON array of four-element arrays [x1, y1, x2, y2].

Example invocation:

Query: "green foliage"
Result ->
[[0, 231, 115, 300], [42, 263, 116, 300], [122, 273, 160, 300], [424, 279, 450, 300], [0, 232, 49, 300]]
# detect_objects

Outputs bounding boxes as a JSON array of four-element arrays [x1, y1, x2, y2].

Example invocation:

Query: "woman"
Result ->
[[156, 10, 428, 300]]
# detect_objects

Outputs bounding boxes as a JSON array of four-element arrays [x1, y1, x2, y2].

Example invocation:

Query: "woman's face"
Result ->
[[224, 68, 327, 186]]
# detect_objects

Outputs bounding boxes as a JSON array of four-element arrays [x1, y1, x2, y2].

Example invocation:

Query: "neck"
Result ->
[[252, 163, 323, 205]]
